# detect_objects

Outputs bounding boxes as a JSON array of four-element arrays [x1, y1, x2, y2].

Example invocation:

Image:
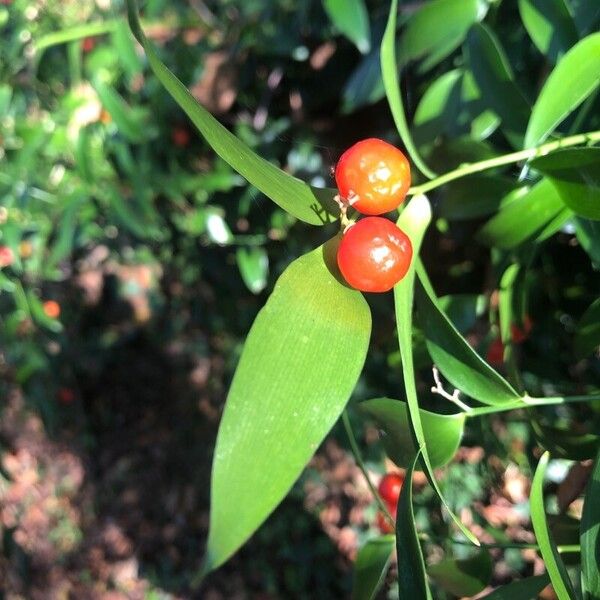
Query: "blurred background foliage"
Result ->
[[0, 0, 599, 598]]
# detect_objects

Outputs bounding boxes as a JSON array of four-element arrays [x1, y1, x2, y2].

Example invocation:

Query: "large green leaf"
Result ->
[[413, 69, 500, 145], [477, 178, 567, 248], [352, 535, 395, 600], [575, 297, 600, 358], [531, 148, 600, 220], [203, 241, 371, 572], [381, 0, 436, 179], [479, 574, 551, 599], [400, 0, 485, 74], [530, 452, 578, 600], [581, 448, 600, 600], [415, 273, 521, 405], [518, 0, 579, 63], [394, 195, 479, 545], [125, 0, 338, 226], [428, 550, 492, 597], [396, 451, 432, 600], [465, 23, 531, 147], [524, 32, 600, 148], [359, 398, 464, 470], [323, 0, 371, 54]]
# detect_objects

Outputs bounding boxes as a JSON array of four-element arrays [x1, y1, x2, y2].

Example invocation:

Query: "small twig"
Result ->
[[430, 366, 472, 413]]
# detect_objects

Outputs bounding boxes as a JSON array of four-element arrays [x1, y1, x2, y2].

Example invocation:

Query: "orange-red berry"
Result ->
[[486, 338, 504, 366], [335, 138, 411, 215], [0, 245, 13, 268], [57, 387, 76, 405], [511, 315, 533, 344], [43, 300, 61, 319], [82, 37, 96, 53], [337, 217, 412, 293], [376, 510, 395, 534], [378, 472, 404, 505], [172, 126, 191, 147]]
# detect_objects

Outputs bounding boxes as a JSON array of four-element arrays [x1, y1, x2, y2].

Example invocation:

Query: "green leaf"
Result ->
[[439, 175, 516, 220], [400, 0, 486, 74], [413, 69, 500, 146], [126, 0, 338, 226], [323, 0, 371, 54], [204, 240, 371, 573], [236, 247, 269, 294], [478, 574, 551, 599], [575, 297, 600, 358], [415, 272, 521, 405], [428, 549, 492, 597], [531, 148, 600, 220], [518, 0, 579, 63], [352, 535, 395, 600], [396, 450, 432, 600], [465, 23, 531, 147], [111, 20, 143, 78], [530, 452, 578, 600], [477, 178, 567, 248], [576, 217, 600, 265], [524, 32, 600, 148], [381, 0, 436, 179], [359, 398, 465, 470], [394, 195, 479, 545], [439, 294, 486, 334], [581, 448, 600, 600]]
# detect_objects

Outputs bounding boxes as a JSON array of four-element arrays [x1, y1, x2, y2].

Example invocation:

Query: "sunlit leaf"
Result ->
[[518, 0, 579, 63], [530, 452, 578, 600], [126, 0, 339, 225], [479, 574, 551, 599], [323, 0, 371, 54], [236, 247, 269, 294], [203, 240, 371, 572], [524, 32, 600, 148], [352, 536, 394, 600], [359, 398, 465, 469]]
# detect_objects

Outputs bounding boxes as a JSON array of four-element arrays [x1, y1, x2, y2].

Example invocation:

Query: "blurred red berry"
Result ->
[[378, 472, 404, 506], [57, 388, 76, 405], [82, 37, 96, 53], [376, 510, 395, 534], [0, 245, 13, 268], [43, 300, 61, 319], [511, 315, 533, 344], [487, 337, 505, 366], [172, 126, 191, 147]]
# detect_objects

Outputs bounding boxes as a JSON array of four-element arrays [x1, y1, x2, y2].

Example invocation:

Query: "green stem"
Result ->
[[467, 395, 600, 418], [444, 539, 580, 553], [341, 410, 395, 525], [409, 129, 600, 196]]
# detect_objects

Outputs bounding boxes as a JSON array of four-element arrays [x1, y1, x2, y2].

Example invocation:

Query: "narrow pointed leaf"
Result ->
[[524, 32, 600, 148], [479, 574, 551, 599], [396, 450, 432, 600], [581, 448, 600, 600], [352, 535, 395, 600], [125, 0, 338, 225], [531, 148, 600, 221], [415, 273, 521, 405], [204, 241, 371, 572], [394, 195, 479, 545], [518, 0, 579, 63], [381, 0, 436, 179], [477, 179, 566, 248], [359, 398, 465, 469], [236, 247, 269, 294], [465, 23, 531, 147], [428, 549, 492, 597], [530, 452, 578, 600], [323, 0, 371, 54]]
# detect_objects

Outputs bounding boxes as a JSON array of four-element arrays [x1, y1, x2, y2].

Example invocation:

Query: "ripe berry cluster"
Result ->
[[334, 139, 412, 293], [376, 472, 404, 533]]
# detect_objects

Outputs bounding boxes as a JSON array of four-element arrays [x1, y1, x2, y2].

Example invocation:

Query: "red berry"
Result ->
[[0, 245, 13, 268], [337, 217, 412, 293], [378, 472, 404, 505], [43, 300, 61, 319], [172, 126, 191, 147], [81, 37, 96, 53], [511, 315, 533, 344], [57, 388, 76, 405], [335, 138, 411, 215], [486, 337, 505, 366], [376, 510, 395, 534]]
